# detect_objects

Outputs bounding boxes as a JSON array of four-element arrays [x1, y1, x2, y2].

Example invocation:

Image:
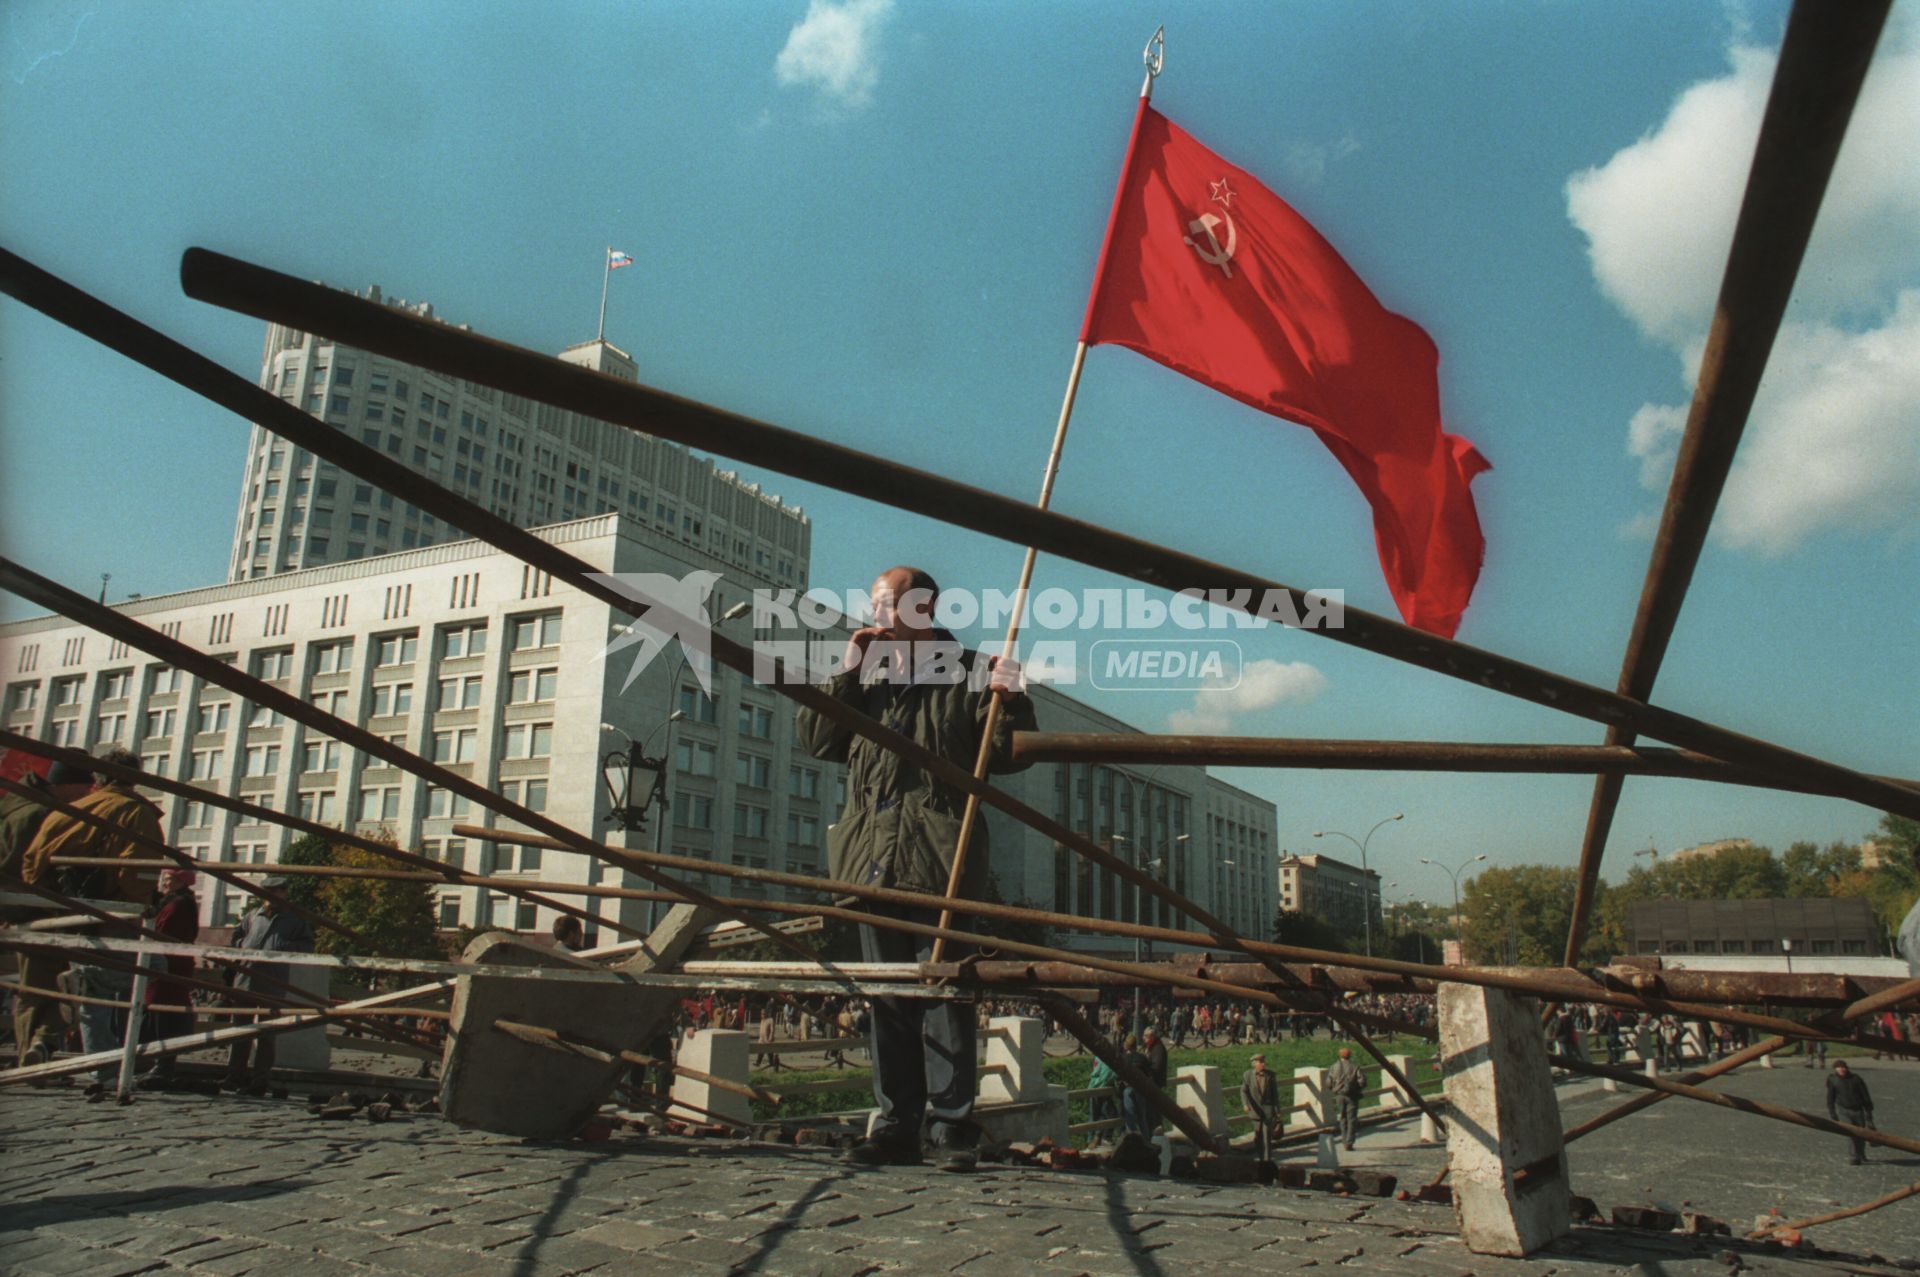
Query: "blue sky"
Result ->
[[3, 1, 1915, 904]]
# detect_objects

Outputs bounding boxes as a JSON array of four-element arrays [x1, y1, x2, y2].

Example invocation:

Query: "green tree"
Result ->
[[278, 832, 335, 915], [316, 838, 440, 961], [1781, 840, 1861, 898], [1271, 908, 1350, 954], [1461, 865, 1610, 966]]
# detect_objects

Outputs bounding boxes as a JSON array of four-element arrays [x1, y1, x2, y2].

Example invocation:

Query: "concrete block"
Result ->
[[1290, 1065, 1326, 1131], [670, 1029, 749, 1126], [277, 963, 332, 1072], [1438, 983, 1572, 1257], [979, 1016, 1045, 1102], [1172, 1065, 1224, 1139], [440, 905, 714, 1139]]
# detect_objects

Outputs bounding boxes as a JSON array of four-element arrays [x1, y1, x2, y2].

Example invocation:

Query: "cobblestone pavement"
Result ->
[[5, 1063, 1916, 1277]]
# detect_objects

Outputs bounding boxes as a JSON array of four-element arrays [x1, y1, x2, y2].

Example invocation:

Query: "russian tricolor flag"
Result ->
[[608, 250, 634, 269]]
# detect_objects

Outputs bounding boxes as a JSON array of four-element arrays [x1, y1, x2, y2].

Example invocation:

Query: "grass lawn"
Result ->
[[748, 1033, 1439, 1131]]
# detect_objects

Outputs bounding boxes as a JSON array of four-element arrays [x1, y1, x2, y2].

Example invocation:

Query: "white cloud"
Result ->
[[1567, 31, 1920, 553], [774, 0, 894, 111], [1166, 659, 1327, 736]]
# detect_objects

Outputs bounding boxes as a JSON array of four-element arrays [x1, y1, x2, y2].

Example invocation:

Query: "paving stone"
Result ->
[[574, 1219, 692, 1252]]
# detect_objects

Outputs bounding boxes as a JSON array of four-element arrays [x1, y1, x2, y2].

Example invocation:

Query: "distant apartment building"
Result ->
[[1276, 851, 1382, 939], [1667, 837, 1755, 862], [228, 287, 808, 590]]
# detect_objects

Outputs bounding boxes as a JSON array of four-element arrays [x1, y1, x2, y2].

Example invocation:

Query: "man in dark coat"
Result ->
[[1825, 1061, 1875, 1164], [222, 880, 316, 1095], [1240, 1052, 1281, 1161], [796, 566, 1035, 1171]]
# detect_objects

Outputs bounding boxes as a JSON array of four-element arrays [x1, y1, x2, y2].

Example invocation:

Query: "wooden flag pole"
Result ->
[[930, 29, 1164, 965]]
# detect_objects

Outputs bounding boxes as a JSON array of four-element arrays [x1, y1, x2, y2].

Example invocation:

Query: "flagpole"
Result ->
[[596, 246, 611, 343], [929, 29, 1164, 966]]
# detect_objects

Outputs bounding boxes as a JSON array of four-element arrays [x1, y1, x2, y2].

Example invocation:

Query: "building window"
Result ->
[[501, 722, 553, 759], [358, 786, 401, 822], [296, 790, 337, 823], [52, 676, 84, 706], [675, 740, 716, 777], [734, 753, 771, 788], [370, 682, 413, 717], [300, 740, 342, 773], [676, 794, 714, 830], [501, 777, 549, 816], [442, 622, 488, 658], [143, 707, 175, 738], [189, 748, 225, 780], [311, 637, 353, 675], [310, 687, 348, 716], [98, 670, 132, 700], [736, 704, 773, 740], [507, 666, 558, 704], [677, 685, 718, 724], [436, 675, 482, 710], [426, 787, 471, 820], [431, 727, 478, 763], [242, 744, 281, 777], [788, 766, 818, 799], [734, 804, 769, 839], [147, 666, 180, 696], [787, 814, 820, 847], [194, 701, 231, 734], [509, 611, 563, 651], [374, 632, 419, 666]]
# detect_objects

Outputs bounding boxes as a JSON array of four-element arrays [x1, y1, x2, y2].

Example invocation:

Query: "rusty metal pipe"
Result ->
[[168, 245, 1920, 826], [1562, 0, 1895, 964], [1008, 734, 1918, 799]]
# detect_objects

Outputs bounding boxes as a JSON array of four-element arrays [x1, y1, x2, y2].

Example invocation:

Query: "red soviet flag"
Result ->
[[1081, 104, 1490, 638]]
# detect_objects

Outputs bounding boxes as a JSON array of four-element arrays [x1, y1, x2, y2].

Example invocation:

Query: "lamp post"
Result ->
[[1130, 850, 1164, 1042], [1421, 853, 1488, 964], [1314, 812, 1403, 957]]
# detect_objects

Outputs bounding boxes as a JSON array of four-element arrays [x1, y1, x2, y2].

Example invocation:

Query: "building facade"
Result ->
[[1276, 851, 1381, 940], [228, 288, 809, 590], [1624, 898, 1884, 958], [2, 525, 1280, 954]]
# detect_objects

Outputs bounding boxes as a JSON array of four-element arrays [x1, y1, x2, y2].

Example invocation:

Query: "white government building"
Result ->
[[1, 285, 1278, 952]]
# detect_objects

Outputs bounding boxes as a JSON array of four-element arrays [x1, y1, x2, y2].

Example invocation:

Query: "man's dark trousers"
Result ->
[[1836, 1106, 1872, 1162], [861, 903, 975, 1150]]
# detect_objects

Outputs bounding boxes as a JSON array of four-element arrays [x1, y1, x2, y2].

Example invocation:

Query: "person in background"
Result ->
[[1120, 1034, 1153, 1138], [134, 865, 200, 1095], [1239, 1052, 1281, 1162], [551, 914, 586, 953], [3, 760, 98, 1067], [221, 878, 316, 1096], [1326, 1046, 1366, 1152], [20, 748, 164, 1084], [1087, 1053, 1121, 1140], [1825, 1060, 1875, 1165]]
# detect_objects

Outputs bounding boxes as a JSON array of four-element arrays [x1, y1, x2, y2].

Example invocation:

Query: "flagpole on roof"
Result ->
[[928, 29, 1165, 966], [596, 246, 612, 344]]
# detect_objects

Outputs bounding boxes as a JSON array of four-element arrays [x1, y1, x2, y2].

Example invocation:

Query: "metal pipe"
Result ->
[[1008, 734, 1919, 799], [1550, 1050, 1920, 1158], [167, 244, 1920, 824], [1562, 0, 1896, 965]]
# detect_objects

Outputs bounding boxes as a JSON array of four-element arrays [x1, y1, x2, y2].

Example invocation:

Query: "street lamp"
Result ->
[[1421, 853, 1488, 964], [599, 713, 682, 832], [1314, 812, 1403, 957], [1130, 851, 1165, 1042]]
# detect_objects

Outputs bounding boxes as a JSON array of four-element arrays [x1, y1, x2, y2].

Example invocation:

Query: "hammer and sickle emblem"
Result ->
[[1184, 210, 1237, 278]]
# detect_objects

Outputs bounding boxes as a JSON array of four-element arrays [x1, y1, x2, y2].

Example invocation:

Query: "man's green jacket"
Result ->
[[795, 647, 1036, 898]]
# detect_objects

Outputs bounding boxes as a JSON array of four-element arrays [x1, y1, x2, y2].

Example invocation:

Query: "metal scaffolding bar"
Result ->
[[1561, 0, 1895, 965]]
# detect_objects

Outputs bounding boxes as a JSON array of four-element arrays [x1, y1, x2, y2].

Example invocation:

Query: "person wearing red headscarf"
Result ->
[[139, 866, 200, 1088]]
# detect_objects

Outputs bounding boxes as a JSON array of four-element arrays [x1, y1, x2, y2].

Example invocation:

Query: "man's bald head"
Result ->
[[871, 566, 940, 639]]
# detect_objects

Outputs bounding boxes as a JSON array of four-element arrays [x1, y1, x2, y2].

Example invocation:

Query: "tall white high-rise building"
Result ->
[[228, 285, 810, 590]]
